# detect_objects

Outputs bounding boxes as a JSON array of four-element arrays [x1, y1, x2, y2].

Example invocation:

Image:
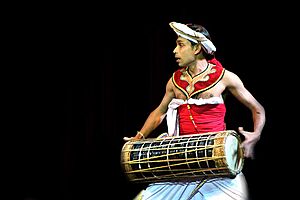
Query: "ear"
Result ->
[[194, 44, 202, 55]]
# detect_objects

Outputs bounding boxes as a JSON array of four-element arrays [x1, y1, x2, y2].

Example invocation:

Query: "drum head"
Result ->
[[225, 134, 244, 174]]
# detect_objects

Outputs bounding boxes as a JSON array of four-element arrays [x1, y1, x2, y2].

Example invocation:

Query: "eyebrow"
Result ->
[[176, 38, 186, 43]]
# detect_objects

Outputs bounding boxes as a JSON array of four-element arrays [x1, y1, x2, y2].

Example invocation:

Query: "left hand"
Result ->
[[238, 127, 261, 159]]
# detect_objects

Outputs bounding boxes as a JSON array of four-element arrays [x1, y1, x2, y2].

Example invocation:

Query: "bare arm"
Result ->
[[124, 78, 175, 141], [224, 70, 266, 159]]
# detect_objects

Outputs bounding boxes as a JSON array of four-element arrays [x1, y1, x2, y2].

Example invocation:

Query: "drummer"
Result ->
[[124, 21, 265, 200]]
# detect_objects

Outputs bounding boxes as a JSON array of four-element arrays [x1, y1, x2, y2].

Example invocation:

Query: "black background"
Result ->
[[7, 2, 297, 200]]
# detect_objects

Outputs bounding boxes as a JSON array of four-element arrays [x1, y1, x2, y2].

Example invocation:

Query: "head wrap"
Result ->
[[169, 22, 216, 54]]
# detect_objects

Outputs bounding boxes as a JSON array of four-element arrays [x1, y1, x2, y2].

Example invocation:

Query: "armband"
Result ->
[[137, 131, 145, 139]]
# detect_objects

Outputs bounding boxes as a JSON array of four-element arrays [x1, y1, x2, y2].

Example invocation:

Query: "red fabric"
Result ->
[[172, 58, 225, 99], [208, 58, 223, 67], [178, 103, 226, 135]]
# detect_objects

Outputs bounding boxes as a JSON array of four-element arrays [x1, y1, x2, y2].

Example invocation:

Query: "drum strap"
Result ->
[[186, 178, 208, 200]]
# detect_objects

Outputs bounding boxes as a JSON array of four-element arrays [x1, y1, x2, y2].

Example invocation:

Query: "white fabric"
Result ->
[[166, 97, 224, 136], [140, 173, 249, 200], [169, 22, 216, 54]]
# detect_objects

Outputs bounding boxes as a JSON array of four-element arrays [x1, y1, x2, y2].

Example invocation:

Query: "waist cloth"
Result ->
[[166, 97, 226, 136]]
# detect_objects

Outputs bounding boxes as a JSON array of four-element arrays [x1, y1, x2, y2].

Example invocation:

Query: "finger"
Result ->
[[240, 141, 245, 148], [246, 152, 255, 160], [238, 127, 247, 137], [243, 148, 255, 159], [123, 137, 132, 141]]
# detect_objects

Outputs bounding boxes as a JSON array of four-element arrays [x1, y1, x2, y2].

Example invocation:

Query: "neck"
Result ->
[[188, 59, 208, 76]]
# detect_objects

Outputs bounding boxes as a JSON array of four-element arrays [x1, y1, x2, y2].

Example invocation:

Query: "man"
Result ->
[[124, 22, 265, 200]]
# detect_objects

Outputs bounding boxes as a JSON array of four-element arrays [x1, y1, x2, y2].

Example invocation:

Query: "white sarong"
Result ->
[[139, 173, 248, 200]]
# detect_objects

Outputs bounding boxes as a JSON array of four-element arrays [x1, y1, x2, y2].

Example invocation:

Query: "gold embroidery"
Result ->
[[180, 64, 216, 96]]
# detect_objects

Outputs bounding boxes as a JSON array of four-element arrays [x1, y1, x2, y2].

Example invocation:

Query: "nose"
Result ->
[[173, 46, 177, 54]]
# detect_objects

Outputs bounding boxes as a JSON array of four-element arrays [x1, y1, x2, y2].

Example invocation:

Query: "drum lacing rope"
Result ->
[[186, 178, 208, 200]]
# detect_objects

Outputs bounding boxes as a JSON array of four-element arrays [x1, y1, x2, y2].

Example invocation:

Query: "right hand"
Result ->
[[123, 135, 143, 141], [123, 136, 136, 141]]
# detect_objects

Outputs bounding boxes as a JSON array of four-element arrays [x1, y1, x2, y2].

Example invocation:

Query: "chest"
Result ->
[[172, 65, 225, 99], [173, 82, 225, 100]]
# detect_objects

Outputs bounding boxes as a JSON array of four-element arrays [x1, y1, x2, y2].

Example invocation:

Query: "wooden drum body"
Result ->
[[121, 130, 244, 183]]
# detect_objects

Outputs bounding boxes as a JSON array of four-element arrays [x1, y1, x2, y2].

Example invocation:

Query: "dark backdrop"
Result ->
[[9, 3, 296, 200]]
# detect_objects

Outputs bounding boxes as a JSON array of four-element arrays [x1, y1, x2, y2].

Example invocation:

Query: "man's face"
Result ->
[[173, 36, 198, 68]]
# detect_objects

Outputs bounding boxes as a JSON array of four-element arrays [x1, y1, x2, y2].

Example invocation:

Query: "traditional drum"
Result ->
[[121, 130, 244, 183]]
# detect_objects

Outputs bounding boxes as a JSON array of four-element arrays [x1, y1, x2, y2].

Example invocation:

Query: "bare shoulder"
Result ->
[[166, 77, 173, 89], [166, 77, 176, 96], [223, 69, 244, 88], [223, 69, 239, 79]]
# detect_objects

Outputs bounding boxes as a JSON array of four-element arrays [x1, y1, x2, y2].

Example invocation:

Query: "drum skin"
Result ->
[[121, 130, 244, 183]]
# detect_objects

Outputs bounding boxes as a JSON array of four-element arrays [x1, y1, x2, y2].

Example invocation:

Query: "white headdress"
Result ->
[[169, 22, 216, 54]]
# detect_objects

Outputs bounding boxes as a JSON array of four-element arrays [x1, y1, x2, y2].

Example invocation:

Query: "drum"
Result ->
[[121, 130, 244, 183]]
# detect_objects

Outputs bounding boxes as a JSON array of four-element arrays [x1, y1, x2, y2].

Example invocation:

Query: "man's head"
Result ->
[[169, 22, 216, 59]]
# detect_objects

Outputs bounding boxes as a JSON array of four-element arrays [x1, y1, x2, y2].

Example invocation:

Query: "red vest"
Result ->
[[172, 59, 226, 134], [172, 59, 225, 99]]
